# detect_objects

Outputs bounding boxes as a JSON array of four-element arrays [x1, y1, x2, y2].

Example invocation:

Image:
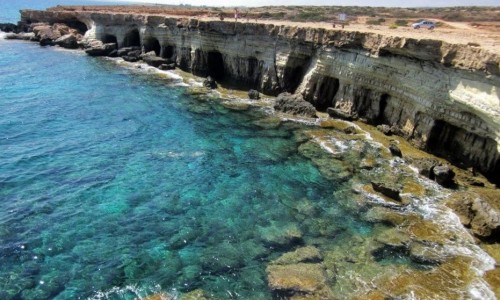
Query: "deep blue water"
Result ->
[[0, 17, 376, 300]]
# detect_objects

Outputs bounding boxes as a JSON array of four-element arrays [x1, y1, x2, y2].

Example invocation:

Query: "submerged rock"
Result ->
[[274, 93, 317, 118], [266, 263, 332, 297], [271, 246, 322, 265], [258, 223, 303, 248]]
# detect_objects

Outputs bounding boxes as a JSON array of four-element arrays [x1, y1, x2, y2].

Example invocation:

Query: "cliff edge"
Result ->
[[17, 8, 500, 184]]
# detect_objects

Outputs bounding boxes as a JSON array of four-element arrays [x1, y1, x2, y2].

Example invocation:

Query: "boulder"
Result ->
[[142, 55, 169, 68], [248, 89, 260, 100], [371, 181, 402, 202], [123, 56, 140, 62], [274, 93, 317, 118], [432, 165, 455, 188], [203, 76, 217, 89], [326, 107, 356, 121], [389, 141, 402, 157], [116, 46, 141, 57], [159, 63, 176, 70], [85, 41, 117, 56], [377, 124, 392, 135], [54, 33, 78, 49], [343, 125, 357, 134]]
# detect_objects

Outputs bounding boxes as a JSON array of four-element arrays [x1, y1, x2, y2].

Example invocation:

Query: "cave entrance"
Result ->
[[65, 20, 88, 34], [376, 93, 389, 124], [283, 56, 312, 93], [102, 34, 118, 46], [427, 119, 459, 155], [304, 76, 339, 111], [143, 37, 161, 56], [123, 29, 141, 48], [162, 45, 175, 59], [207, 51, 225, 81]]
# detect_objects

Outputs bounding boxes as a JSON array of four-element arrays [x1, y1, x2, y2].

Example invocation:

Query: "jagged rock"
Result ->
[[445, 191, 500, 240], [142, 55, 169, 67], [274, 93, 317, 118], [326, 107, 356, 121], [432, 165, 455, 188], [32, 24, 61, 45], [159, 63, 176, 70], [271, 246, 322, 265], [389, 141, 402, 157], [54, 33, 78, 49], [266, 263, 331, 297], [203, 76, 217, 89], [377, 124, 392, 135], [85, 41, 117, 56], [248, 89, 260, 100], [371, 181, 402, 201]]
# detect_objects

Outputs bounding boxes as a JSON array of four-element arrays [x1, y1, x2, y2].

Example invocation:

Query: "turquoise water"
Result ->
[[0, 38, 374, 299]]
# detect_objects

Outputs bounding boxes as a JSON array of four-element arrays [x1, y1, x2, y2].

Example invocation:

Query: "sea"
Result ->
[[0, 1, 496, 299]]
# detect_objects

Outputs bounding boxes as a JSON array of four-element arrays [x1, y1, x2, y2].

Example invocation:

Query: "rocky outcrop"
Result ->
[[274, 93, 317, 118], [445, 191, 500, 241], [16, 8, 500, 184]]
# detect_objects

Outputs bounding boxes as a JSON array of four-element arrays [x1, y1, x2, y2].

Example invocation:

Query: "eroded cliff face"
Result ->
[[19, 9, 500, 183]]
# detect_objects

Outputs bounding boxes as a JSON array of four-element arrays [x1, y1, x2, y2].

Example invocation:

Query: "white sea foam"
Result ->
[[0, 31, 7, 39]]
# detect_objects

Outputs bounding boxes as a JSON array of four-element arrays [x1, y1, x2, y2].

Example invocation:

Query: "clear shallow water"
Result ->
[[0, 39, 374, 299]]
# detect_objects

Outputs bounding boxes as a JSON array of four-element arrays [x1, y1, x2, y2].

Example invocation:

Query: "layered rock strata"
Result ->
[[17, 9, 500, 183]]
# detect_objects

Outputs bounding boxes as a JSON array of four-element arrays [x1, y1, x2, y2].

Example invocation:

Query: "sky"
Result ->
[[108, 0, 499, 7]]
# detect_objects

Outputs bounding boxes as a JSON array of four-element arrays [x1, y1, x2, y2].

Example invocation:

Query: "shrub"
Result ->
[[389, 24, 398, 29], [394, 19, 408, 26], [366, 18, 384, 25]]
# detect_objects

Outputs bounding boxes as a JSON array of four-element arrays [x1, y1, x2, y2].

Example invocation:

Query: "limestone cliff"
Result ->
[[19, 9, 500, 183]]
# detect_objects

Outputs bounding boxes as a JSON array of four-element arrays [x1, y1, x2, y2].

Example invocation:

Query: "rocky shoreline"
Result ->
[[2, 7, 500, 298]]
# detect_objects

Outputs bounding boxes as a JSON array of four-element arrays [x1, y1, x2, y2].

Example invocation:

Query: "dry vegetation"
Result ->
[[49, 5, 500, 24]]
